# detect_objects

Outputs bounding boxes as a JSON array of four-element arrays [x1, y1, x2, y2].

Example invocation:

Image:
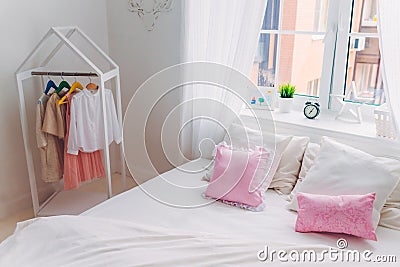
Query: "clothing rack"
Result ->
[[31, 71, 98, 77], [15, 26, 127, 217]]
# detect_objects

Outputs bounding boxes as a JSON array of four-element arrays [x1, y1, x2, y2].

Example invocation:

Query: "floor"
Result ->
[[0, 173, 137, 243]]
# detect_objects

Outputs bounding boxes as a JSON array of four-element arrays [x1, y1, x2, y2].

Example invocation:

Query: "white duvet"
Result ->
[[0, 216, 318, 266], [1, 160, 399, 266], [2, 215, 398, 266], [0, 216, 380, 267]]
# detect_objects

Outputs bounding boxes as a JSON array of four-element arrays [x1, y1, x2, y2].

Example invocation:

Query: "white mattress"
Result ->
[[84, 159, 400, 256]]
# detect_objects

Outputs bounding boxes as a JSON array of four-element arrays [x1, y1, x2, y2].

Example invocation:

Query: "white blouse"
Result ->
[[67, 89, 122, 155]]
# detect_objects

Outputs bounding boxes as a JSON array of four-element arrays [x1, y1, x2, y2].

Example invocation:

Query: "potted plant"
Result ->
[[279, 83, 296, 113]]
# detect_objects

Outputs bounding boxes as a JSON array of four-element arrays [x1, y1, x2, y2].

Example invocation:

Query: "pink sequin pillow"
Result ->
[[205, 143, 270, 211], [295, 192, 377, 241]]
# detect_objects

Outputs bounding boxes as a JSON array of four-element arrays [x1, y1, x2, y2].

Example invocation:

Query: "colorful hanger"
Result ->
[[58, 81, 83, 105], [44, 73, 58, 95], [56, 73, 70, 94], [86, 74, 98, 90]]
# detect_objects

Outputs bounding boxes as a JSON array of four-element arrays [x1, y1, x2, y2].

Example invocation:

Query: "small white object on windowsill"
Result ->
[[278, 98, 294, 113], [332, 81, 380, 124], [331, 94, 363, 124], [331, 82, 370, 124], [374, 104, 397, 140]]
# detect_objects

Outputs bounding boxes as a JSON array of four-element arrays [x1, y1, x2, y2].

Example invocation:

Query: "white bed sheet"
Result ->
[[0, 216, 268, 266], [2, 159, 399, 266], [84, 159, 400, 257]]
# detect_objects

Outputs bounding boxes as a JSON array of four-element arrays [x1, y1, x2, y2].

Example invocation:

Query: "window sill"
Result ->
[[240, 108, 399, 149]]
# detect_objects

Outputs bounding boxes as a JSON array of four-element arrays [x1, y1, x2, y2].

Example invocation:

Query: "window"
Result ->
[[253, 0, 385, 110], [330, 0, 384, 107], [252, 0, 333, 106], [344, 0, 384, 105]]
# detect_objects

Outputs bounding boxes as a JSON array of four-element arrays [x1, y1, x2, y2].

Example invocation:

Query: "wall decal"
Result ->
[[128, 0, 174, 31]]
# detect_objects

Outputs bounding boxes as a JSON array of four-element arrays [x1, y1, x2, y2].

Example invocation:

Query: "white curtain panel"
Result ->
[[180, 0, 268, 159], [378, 0, 400, 136]]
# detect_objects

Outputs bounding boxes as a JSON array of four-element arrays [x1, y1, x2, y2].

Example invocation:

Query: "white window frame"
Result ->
[[257, 0, 381, 114], [258, 0, 341, 110], [331, 0, 380, 111]]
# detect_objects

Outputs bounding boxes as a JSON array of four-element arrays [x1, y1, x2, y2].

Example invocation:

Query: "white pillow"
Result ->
[[385, 180, 400, 208], [269, 136, 310, 194], [297, 142, 320, 184], [203, 161, 215, 182], [380, 207, 400, 230], [288, 143, 320, 201], [378, 180, 400, 230], [287, 137, 400, 228]]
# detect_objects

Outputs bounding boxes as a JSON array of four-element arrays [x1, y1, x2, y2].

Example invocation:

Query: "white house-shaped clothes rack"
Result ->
[[15, 26, 126, 217]]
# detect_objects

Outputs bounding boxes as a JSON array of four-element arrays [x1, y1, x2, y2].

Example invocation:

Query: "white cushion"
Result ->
[[385, 181, 400, 208], [380, 207, 400, 230], [203, 164, 215, 182], [379, 181, 400, 230], [269, 136, 310, 194], [287, 137, 400, 228], [297, 142, 320, 184]]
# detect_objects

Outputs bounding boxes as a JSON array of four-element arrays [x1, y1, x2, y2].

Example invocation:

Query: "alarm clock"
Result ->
[[304, 101, 320, 119]]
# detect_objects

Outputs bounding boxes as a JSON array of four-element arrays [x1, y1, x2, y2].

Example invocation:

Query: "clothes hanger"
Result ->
[[58, 79, 84, 105], [86, 74, 99, 90], [56, 73, 70, 94], [44, 73, 58, 95]]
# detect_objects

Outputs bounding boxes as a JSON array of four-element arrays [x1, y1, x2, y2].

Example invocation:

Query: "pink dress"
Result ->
[[63, 93, 105, 190]]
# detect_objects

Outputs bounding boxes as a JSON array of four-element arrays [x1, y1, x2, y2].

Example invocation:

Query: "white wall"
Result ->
[[106, 0, 183, 180], [0, 0, 183, 219], [0, 0, 109, 219]]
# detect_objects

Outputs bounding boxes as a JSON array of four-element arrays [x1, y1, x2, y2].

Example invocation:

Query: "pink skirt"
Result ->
[[63, 94, 105, 190]]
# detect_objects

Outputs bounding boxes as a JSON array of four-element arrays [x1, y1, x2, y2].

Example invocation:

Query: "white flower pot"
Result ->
[[279, 98, 293, 113]]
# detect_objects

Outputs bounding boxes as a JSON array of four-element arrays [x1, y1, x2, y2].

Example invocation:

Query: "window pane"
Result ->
[[261, 0, 330, 32], [252, 34, 278, 87], [278, 34, 325, 96], [262, 0, 280, 30], [351, 0, 378, 33], [344, 0, 384, 105], [252, 33, 326, 97], [345, 37, 385, 105], [282, 0, 330, 32]]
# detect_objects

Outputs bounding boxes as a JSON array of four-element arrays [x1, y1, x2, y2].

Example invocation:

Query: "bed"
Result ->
[[1, 159, 399, 266]]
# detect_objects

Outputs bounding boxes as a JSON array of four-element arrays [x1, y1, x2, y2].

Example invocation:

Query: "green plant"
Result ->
[[279, 83, 296, 98]]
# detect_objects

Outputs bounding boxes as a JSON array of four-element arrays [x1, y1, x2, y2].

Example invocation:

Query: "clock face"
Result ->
[[304, 104, 319, 119]]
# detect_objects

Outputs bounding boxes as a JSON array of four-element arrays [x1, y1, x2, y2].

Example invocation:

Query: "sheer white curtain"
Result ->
[[180, 0, 268, 159], [378, 0, 400, 136]]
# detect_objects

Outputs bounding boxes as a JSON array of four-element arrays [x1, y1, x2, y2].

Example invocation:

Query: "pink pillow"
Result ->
[[295, 192, 377, 241], [205, 143, 270, 211]]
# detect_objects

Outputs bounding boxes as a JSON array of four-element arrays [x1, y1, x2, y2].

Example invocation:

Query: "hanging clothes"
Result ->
[[38, 93, 65, 182], [67, 88, 122, 155], [63, 93, 105, 190], [36, 94, 50, 182]]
